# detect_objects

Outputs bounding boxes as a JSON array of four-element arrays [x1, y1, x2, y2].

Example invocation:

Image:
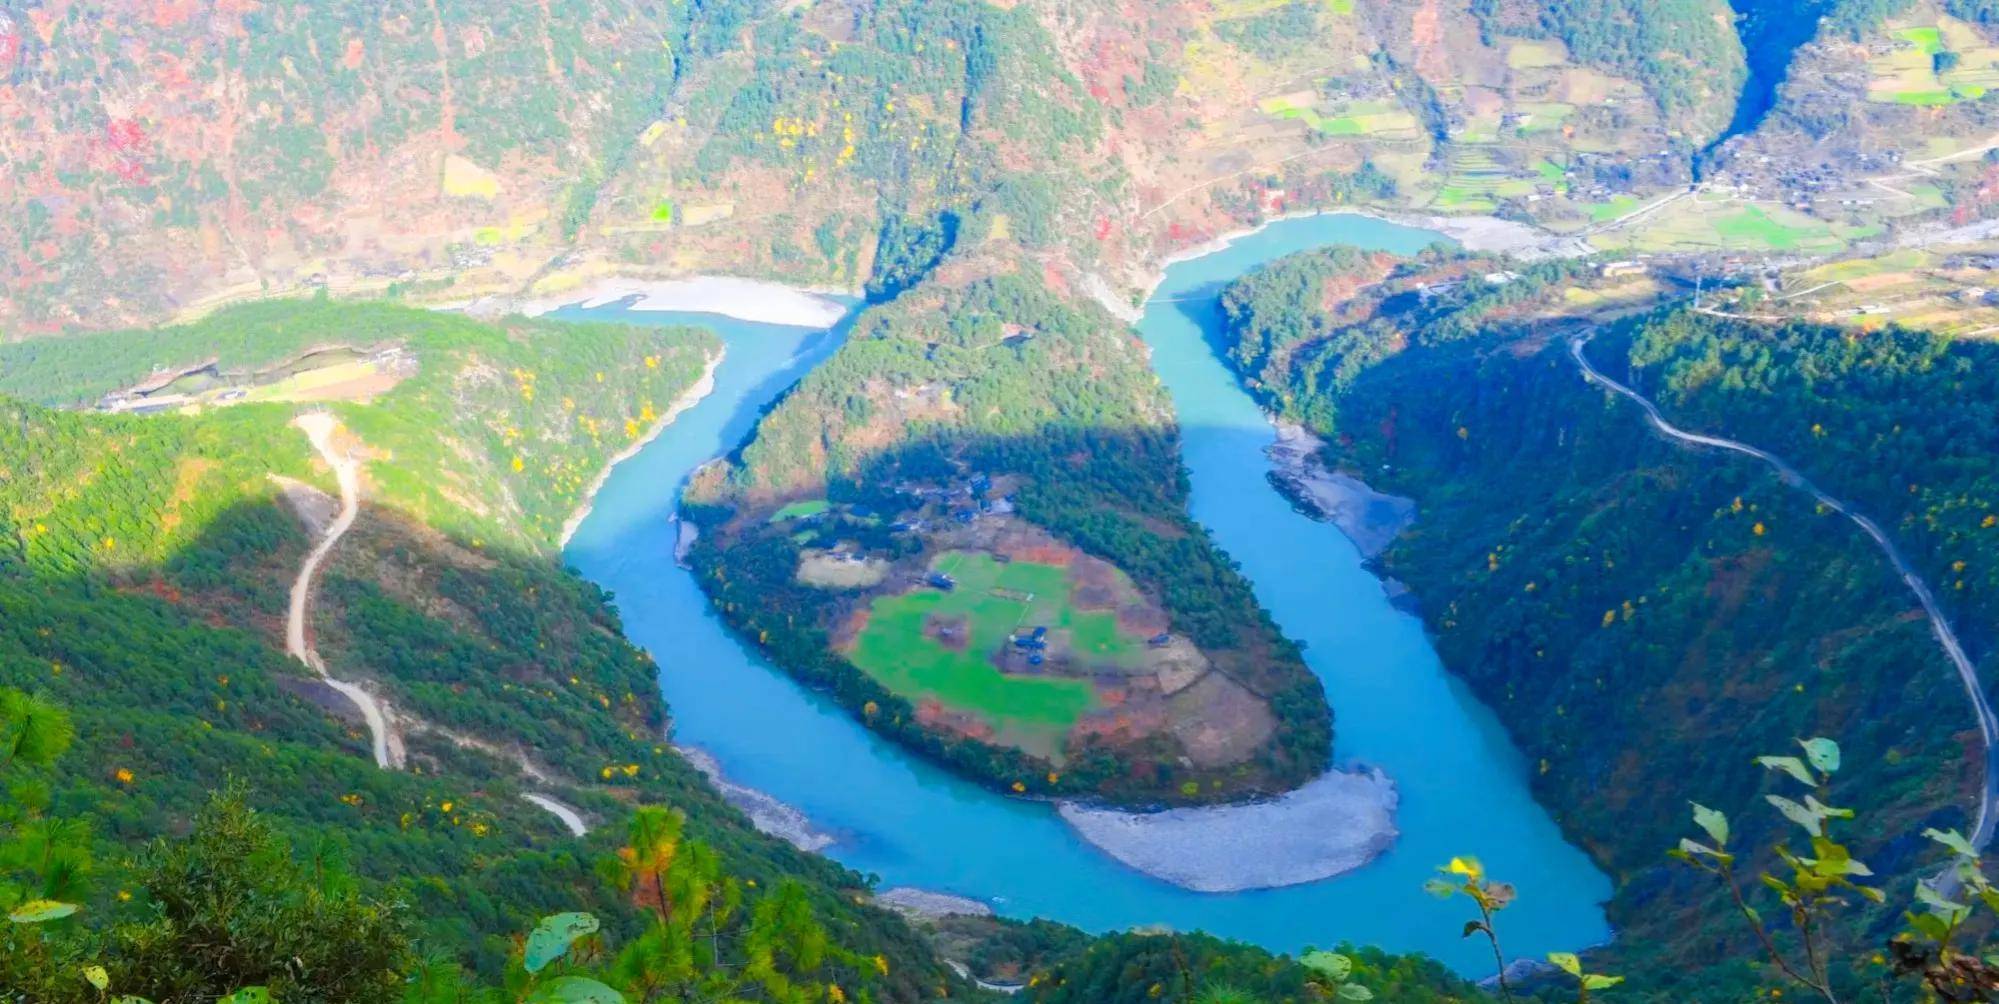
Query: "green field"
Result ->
[[845, 552, 1154, 748], [1712, 205, 1823, 250], [1898, 26, 1945, 55], [770, 498, 832, 521], [1263, 97, 1418, 137]]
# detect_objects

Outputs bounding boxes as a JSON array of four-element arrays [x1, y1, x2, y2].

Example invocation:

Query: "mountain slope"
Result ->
[[0, 302, 953, 993]]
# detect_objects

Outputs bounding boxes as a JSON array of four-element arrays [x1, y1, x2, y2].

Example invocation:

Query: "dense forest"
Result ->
[[685, 265, 1333, 806], [1466, 0, 1745, 141], [0, 302, 958, 997], [0, 296, 1503, 1003], [1217, 252, 1978, 999], [1610, 309, 1999, 692], [0, 300, 718, 549]]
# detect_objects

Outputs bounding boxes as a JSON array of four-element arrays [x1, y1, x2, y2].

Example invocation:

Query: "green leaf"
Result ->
[[1917, 880, 1970, 919], [1194, 986, 1262, 1004], [8, 899, 78, 923], [1421, 878, 1457, 899], [1766, 794, 1824, 834], [1336, 984, 1374, 1001], [1547, 952, 1582, 977], [1908, 911, 1952, 941], [1691, 803, 1729, 847], [525, 976, 625, 1004], [1461, 920, 1487, 939], [1799, 738, 1840, 775], [83, 965, 109, 990], [1582, 975, 1624, 991], [1804, 795, 1852, 820], [217, 990, 273, 1004], [1300, 951, 1352, 981], [1756, 756, 1816, 787], [524, 912, 600, 974], [1925, 827, 1980, 859]]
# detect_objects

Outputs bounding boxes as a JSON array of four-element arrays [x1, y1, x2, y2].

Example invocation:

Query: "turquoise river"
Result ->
[[560, 213, 1613, 974]]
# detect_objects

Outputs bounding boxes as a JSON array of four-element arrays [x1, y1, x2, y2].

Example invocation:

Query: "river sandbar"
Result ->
[[510, 276, 849, 328], [1265, 420, 1416, 559], [1058, 767, 1398, 893]]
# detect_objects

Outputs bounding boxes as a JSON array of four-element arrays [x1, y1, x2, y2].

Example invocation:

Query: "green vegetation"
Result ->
[[1710, 205, 1823, 249], [2, 688, 930, 1003], [1899, 25, 1947, 54], [846, 552, 1152, 745], [666, 0, 1105, 276], [0, 302, 952, 995], [1024, 933, 1476, 1004], [1616, 309, 1999, 691], [0, 300, 717, 549], [1213, 3, 1327, 62], [1217, 254, 1976, 998], [688, 269, 1331, 806], [1470, 0, 1745, 140], [771, 499, 835, 522]]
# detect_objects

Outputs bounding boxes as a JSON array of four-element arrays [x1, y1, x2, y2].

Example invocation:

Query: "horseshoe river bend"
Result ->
[[556, 213, 1612, 975]]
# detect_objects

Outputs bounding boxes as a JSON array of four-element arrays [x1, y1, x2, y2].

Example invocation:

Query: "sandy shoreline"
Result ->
[[558, 350, 724, 549], [676, 745, 836, 852], [1089, 209, 1590, 323], [1264, 420, 1417, 560], [502, 275, 850, 328], [1059, 766, 1398, 893]]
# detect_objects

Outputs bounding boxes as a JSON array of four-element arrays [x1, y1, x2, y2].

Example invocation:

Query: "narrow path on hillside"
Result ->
[[1568, 330, 1999, 850], [290, 413, 592, 836], [291, 413, 404, 770], [523, 794, 588, 837]]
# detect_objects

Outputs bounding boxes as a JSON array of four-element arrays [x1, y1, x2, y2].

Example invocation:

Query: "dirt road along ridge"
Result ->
[[1569, 331, 1999, 850]]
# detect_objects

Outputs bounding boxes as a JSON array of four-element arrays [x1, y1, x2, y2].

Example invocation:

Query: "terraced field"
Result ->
[[1258, 91, 1420, 138], [1868, 16, 1999, 106]]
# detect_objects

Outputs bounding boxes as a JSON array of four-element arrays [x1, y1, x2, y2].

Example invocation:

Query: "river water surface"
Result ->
[[560, 214, 1612, 973]]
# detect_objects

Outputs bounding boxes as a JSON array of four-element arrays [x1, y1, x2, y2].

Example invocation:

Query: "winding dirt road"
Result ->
[[291, 413, 588, 836], [1568, 332, 1999, 850], [291, 413, 404, 770], [522, 794, 588, 836]]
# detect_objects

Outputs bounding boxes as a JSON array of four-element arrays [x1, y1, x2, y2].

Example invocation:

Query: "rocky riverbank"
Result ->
[[1265, 421, 1416, 560]]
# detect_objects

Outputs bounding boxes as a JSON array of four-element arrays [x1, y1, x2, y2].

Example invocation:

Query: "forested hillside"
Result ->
[[1, 300, 718, 548], [1614, 309, 1999, 685], [684, 265, 1333, 807], [1217, 252, 1977, 1000], [6, 0, 1983, 338], [0, 302, 957, 997]]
